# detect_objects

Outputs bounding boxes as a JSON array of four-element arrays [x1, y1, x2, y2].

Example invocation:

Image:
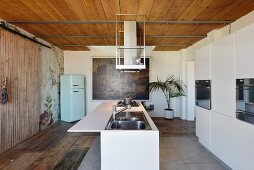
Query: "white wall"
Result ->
[[64, 51, 99, 113], [146, 51, 182, 117], [64, 47, 182, 117]]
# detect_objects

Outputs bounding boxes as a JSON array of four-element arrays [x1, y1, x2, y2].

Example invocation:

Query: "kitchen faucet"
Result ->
[[112, 105, 131, 121]]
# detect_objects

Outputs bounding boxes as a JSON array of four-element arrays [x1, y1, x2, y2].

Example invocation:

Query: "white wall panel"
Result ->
[[195, 45, 211, 80], [211, 111, 234, 168], [235, 23, 254, 78], [235, 119, 254, 170], [211, 35, 235, 117], [196, 106, 211, 149]]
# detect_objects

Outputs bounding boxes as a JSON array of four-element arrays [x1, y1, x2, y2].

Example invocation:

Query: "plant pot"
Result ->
[[164, 109, 174, 119]]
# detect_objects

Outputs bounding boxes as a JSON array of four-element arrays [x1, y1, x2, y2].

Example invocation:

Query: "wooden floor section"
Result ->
[[0, 118, 195, 170], [152, 117, 195, 137], [0, 121, 99, 170]]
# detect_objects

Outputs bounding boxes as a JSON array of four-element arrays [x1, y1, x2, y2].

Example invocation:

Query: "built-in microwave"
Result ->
[[236, 78, 254, 124], [195, 80, 211, 110]]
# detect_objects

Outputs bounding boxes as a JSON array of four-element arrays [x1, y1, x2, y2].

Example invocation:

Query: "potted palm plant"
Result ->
[[147, 75, 185, 119]]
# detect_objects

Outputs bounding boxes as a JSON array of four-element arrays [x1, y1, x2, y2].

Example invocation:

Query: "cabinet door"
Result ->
[[235, 119, 254, 170], [195, 45, 211, 80], [235, 23, 254, 78], [196, 106, 211, 149], [211, 35, 235, 117], [211, 111, 234, 168]]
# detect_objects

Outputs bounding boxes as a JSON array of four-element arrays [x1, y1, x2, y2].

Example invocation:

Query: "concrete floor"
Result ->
[[152, 117, 230, 170], [160, 136, 229, 170]]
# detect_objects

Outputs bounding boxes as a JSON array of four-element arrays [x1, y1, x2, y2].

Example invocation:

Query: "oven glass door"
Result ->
[[236, 79, 254, 114], [196, 80, 211, 110], [236, 78, 254, 125]]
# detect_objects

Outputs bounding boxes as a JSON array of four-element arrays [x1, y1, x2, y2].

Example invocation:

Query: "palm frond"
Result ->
[[147, 74, 186, 109], [147, 81, 166, 93]]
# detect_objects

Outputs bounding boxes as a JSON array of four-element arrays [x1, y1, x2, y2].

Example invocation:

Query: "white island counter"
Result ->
[[68, 102, 159, 170]]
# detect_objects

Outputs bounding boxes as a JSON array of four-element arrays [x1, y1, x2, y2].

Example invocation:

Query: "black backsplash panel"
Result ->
[[92, 58, 149, 100]]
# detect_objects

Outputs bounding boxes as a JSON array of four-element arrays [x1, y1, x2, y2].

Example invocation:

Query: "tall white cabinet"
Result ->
[[195, 45, 211, 80], [211, 111, 234, 167], [235, 23, 254, 78], [195, 45, 212, 149], [210, 34, 235, 168], [195, 22, 254, 170], [234, 23, 254, 170], [235, 120, 254, 170], [196, 106, 211, 149], [211, 34, 235, 118], [195, 34, 236, 168]]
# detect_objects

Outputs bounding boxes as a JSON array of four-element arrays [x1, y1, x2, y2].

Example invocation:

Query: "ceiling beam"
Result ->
[[0, 21, 51, 48], [55, 44, 191, 47], [60, 46, 90, 51], [8, 20, 233, 25], [39, 35, 205, 38]]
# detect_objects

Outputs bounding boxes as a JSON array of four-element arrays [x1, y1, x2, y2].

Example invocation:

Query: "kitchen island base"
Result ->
[[68, 102, 159, 170], [101, 131, 159, 170]]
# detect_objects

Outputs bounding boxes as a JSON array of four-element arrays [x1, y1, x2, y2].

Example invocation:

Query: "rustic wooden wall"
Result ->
[[0, 28, 40, 153]]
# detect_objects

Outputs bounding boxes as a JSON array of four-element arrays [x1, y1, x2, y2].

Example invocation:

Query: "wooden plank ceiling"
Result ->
[[0, 0, 254, 51]]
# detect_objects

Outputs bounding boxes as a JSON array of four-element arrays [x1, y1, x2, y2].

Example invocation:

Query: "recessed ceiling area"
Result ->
[[0, 0, 254, 51]]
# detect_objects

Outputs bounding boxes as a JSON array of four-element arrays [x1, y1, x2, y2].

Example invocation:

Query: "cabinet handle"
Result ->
[[73, 85, 79, 86], [73, 91, 79, 92]]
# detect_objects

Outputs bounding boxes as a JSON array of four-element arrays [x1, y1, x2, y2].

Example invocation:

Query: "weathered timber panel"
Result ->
[[0, 28, 40, 153]]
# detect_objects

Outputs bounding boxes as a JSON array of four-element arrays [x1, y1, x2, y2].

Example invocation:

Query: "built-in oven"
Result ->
[[195, 80, 211, 110], [236, 78, 254, 124]]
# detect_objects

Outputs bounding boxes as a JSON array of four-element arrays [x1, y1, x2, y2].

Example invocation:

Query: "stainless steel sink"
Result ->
[[117, 117, 140, 121], [105, 111, 151, 130], [110, 120, 146, 130]]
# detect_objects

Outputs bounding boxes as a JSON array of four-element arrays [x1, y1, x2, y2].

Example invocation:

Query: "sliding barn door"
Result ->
[[0, 28, 40, 153]]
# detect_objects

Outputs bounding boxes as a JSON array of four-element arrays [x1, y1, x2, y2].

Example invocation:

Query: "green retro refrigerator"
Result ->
[[60, 74, 85, 122]]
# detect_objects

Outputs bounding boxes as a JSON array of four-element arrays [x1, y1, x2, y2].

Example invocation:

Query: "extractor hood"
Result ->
[[116, 14, 146, 70]]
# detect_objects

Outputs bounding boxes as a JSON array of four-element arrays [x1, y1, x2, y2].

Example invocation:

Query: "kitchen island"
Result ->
[[68, 102, 159, 170]]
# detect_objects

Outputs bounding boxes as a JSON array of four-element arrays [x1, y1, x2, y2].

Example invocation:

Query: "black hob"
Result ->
[[117, 101, 139, 107]]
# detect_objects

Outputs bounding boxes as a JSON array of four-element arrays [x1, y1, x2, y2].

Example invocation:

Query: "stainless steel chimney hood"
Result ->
[[116, 14, 146, 70]]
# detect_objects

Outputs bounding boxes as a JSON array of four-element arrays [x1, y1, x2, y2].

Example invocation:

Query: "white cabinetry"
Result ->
[[211, 35, 235, 117], [235, 119, 254, 170], [196, 106, 211, 149], [101, 131, 159, 170], [211, 111, 234, 168], [195, 44, 211, 80], [235, 23, 254, 78], [195, 21, 254, 170]]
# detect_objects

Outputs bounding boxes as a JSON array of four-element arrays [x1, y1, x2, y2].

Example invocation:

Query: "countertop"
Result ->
[[68, 102, 158, 132]]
